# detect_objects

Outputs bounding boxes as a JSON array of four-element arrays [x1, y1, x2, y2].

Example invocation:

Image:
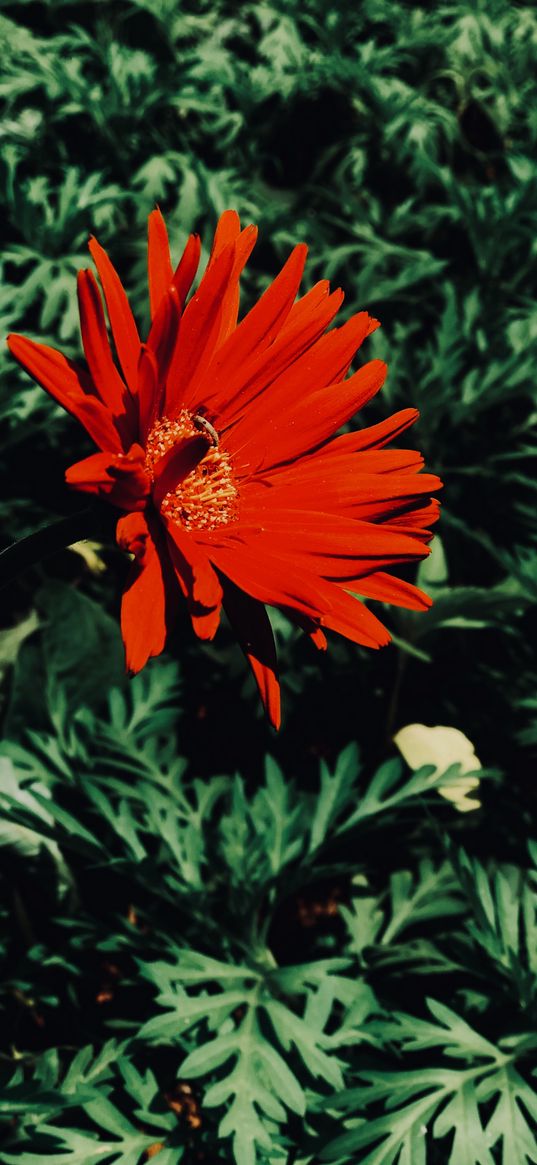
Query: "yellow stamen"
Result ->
[[145, 411, 239, 531]]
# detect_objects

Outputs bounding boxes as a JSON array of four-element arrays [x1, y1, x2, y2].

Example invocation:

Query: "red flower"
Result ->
[[8, 210, 441, 729]]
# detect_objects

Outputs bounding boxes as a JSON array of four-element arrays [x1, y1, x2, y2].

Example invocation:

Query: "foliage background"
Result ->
[[0, 1, 536, 1163]]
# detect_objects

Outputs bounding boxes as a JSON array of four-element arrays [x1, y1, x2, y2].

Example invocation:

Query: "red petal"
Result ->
[[148, 209, 173, 318], [222, 510, 429, 579], [201, 210, 247, 358], [213, 224, 258, 347], [66, 451, 117, 493], [201, 244, 308, 417], [88, 236, 141, 393], [203, 536, 331, 619], [223, 578, 281, 730], [147, 285, 182, 385], [227, 357, 387, 470], [210, 284, 346, 426], [147, 225, 200, 330], [336, 408, 420, 453], [244, 466, 440, 519], [137, 344, 160, 440], [219, 245, 308, 362], [273, 444, 424, 479], [7, 334, 123, 452], [66, 446, 149, 509], [165, 520, 223, 639], [209, 210, 242, 257], [164, 244, 235, 416], [352, 571, 432, 610], [205, 533, 391, 649], [349, 450, 424, 474], [308, 624, 328, 650], [77, 270, 131, 424], [291, 613, 328, 651], [172, 233, 201, 304], [282, 411, 425, 480], [279, 278, 332, 333], [117, 512, 172, 673], [320, 583, 392, 648], [380, 500, 441, 541], [388, 499, 441, 529], [347, 497, 440, 525]]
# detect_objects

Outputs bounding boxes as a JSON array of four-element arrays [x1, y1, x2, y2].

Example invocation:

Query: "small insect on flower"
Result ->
[[193, 414, 219, 446], [7, 210, 441, 729]]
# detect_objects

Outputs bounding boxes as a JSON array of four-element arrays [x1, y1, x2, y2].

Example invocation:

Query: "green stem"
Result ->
[[0, 509, 98, 589], [385, 647, 408, 741]]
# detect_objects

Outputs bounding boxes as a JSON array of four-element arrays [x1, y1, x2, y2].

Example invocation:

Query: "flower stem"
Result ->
[[0, 508, 98, 589]]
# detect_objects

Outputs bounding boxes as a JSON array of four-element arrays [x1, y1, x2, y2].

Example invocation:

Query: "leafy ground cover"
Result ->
[[0, 1, 536, 1163]]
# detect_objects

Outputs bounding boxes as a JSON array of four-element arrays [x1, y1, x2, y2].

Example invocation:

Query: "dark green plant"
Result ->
[[1, 1, 537, 1162]]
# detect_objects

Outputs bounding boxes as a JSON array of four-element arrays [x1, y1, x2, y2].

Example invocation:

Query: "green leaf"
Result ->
[[478, 1062, 537, 1165], [139, 950, 358, 1161], [321, 1001, 537, 1164], [342, 861, 464, 969], [1, 1046, 179, 1164], [433, 1080, 495, 1165]]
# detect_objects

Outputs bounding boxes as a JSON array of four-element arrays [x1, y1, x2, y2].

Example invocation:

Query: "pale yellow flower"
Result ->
[[393, 723, 482, 812]]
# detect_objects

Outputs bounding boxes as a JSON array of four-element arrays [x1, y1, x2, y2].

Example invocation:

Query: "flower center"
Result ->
[[145, 412, 239, 531]]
